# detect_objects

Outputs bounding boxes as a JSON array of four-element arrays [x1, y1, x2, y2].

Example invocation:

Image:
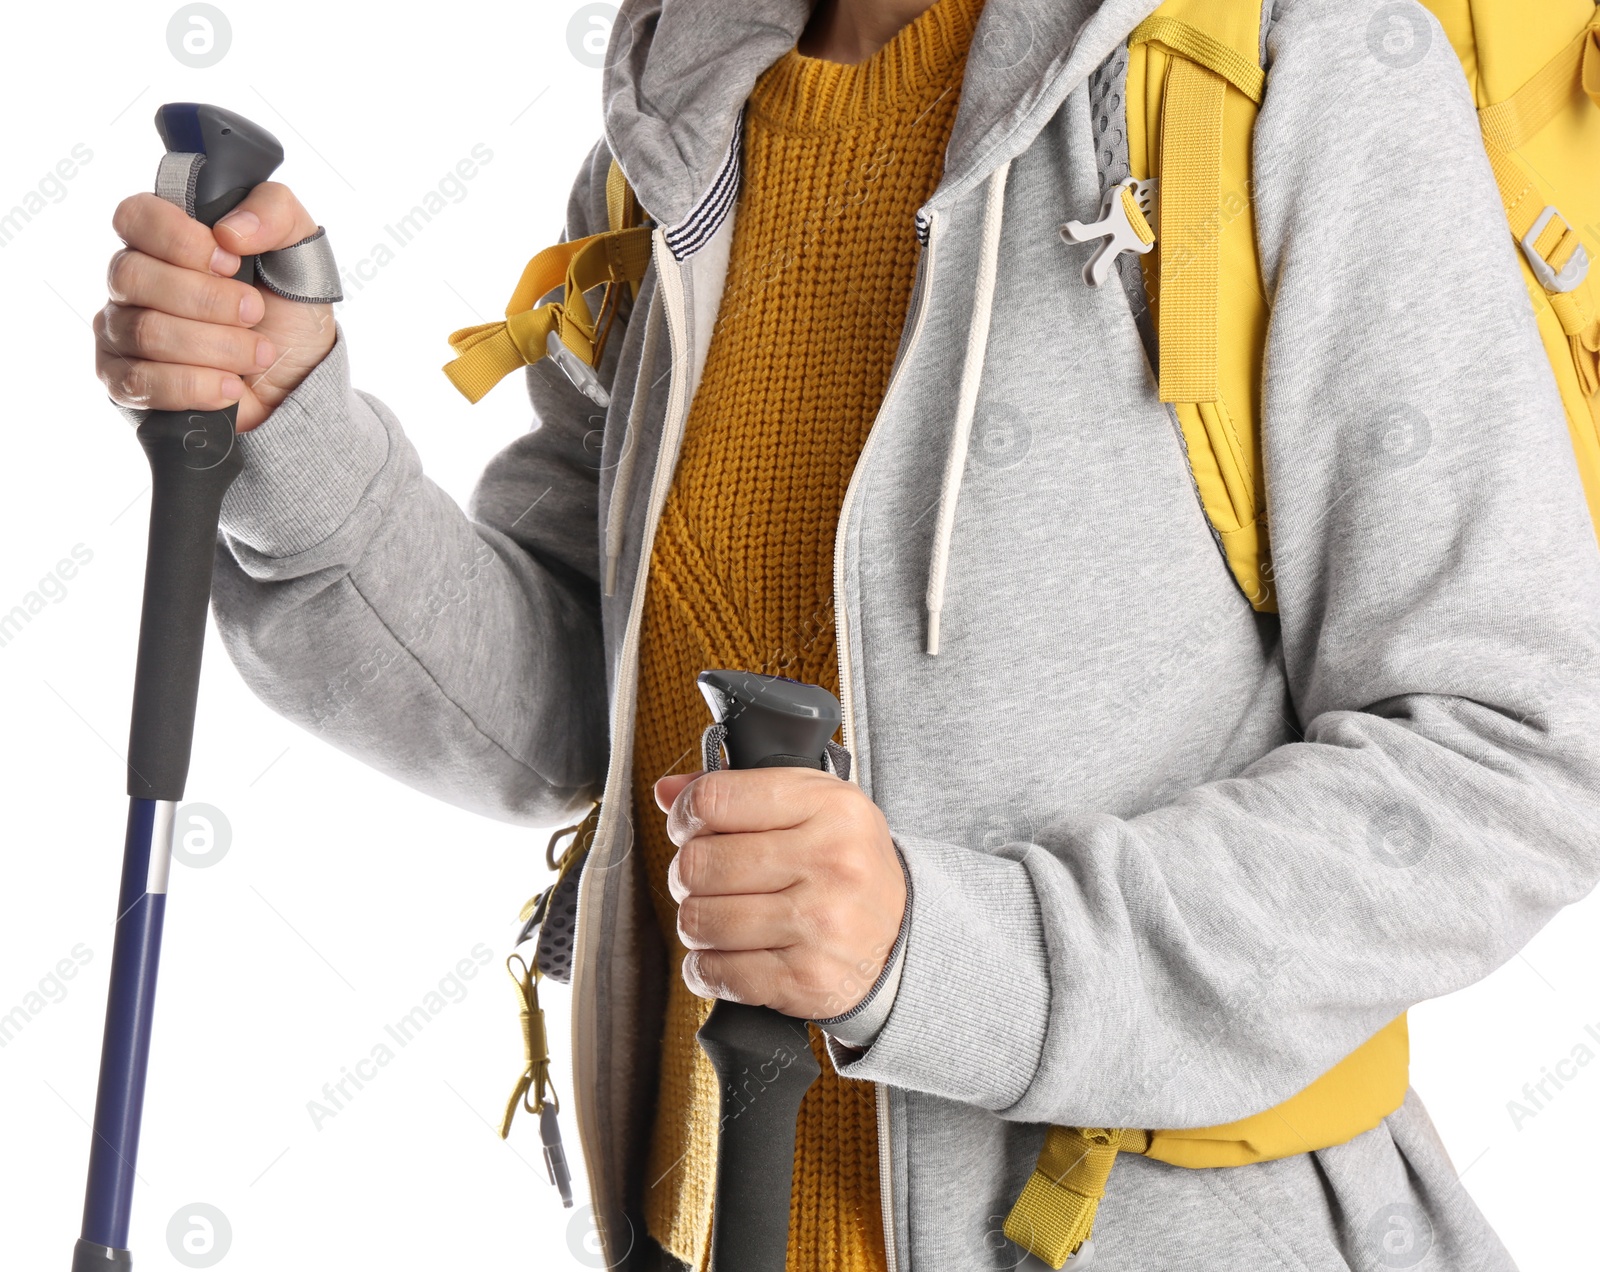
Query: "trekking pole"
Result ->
[[694, 669, 848, 1272], [73, 103, 284, 1272]]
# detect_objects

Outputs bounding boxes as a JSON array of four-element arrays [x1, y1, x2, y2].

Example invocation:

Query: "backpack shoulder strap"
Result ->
[[1127, 0, 1276, 611], [1423, 0, 1600, 531]]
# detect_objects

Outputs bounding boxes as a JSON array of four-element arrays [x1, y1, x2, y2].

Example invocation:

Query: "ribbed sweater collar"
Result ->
[[749, 0, 985, 134]]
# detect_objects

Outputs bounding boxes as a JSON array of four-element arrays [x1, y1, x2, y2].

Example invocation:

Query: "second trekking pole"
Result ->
[[693, 669, 852, 1272]]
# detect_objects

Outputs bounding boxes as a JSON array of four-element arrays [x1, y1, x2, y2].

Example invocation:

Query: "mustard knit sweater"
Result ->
[[629, 1, 982, 1268]]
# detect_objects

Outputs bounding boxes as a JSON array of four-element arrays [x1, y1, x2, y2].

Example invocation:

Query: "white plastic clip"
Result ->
[[1060, 178, 1158, 287], [545, 329, 612, 409], [1521, 206, 1590, 295]]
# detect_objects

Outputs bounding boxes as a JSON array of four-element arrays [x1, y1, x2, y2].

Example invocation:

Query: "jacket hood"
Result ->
[[601, 0, 1168, 239]]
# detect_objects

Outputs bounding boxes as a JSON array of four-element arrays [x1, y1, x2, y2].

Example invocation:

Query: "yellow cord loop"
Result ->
[[502, 809, 598, 1142], [500, 953, 556, 1139], [1119, 184, 1157, 247]]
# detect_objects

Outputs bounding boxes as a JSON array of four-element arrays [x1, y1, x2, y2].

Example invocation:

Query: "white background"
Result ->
[[1, 2, 1598, 1270]]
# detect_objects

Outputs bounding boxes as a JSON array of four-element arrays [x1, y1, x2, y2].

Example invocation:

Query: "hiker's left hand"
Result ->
[[656, 766, 906, 1020]]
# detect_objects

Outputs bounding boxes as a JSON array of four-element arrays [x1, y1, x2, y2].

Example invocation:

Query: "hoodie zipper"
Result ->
[[833, 213, 938, 1272], [571, 226, 694, 1268], [579, 204, 935, 1269]]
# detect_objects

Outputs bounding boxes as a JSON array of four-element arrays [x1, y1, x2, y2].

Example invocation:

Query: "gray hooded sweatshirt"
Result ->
[[209, 0, 1600, 1268]]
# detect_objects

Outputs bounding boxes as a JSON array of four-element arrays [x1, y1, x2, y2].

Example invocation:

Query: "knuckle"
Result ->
[[116, 363, 149, 406], [676, 840, 705, 893], [99, 305, 135, 351], [801, 895, 840, 944], [258, 181, 298, 215], [202, 280, 238, 324], [697, 771, 733, 824], [127, 306, 160, 353], [785, 957, 827, 1004], [106, 249, 139, 301], [812, 834, 851, 881], [677, 897, 704, 946], [251, 182, 310, 241], [833, 846, 870, 890], [175, 365, 207, 404], [181, 221, 217, 265], [110, 193, 150, 242]]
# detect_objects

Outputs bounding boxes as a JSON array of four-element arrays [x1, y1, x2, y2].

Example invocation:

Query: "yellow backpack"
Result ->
[[1003, 2, 1600, 1266], [1093, 0, 1600, 626], [443, 3, 1600, 1265]]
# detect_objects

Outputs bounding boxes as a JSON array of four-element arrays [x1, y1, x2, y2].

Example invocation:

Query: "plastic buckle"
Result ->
[[545, 329, 612, 409], [1060, 178, 1158, 288], [1522, 206, 1591, 295]]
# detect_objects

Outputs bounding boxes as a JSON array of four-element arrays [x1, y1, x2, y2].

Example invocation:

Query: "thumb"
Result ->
[[211, 180, 319, 256], [654, 772, 701, 813]]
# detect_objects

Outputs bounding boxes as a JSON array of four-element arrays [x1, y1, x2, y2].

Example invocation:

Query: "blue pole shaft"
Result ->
[[80, 798, 173, 1251]]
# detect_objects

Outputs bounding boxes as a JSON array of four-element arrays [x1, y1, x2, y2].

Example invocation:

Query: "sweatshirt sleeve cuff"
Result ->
[[218, 323, 391, 559], [816, 850, 913, 1050], [826, 833, 1051, 1109]]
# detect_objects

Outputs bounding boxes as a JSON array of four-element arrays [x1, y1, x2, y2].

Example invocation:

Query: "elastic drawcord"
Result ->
[[926, 160, 1011, 654], [604, 283, 665, 596]]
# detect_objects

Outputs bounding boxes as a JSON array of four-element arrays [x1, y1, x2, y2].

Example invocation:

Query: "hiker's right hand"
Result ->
[[96, 183, 337, 432]]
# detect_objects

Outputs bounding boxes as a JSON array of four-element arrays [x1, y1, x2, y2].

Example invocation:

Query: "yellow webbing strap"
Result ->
[[1128, 1, 1275, 613], [1142, 1013, 1411, 1168], [1004, 8, 1416, 1258], [606, 160, 643, 264], [1478, 17, 1600, 396], [1587, 20, 1600, 102], [443, 227, 653, 403], [443, 159, 652, 404], [1004, 1127, 1150, 1267], [1154, 56, 1228, 404], [1479, 20, 1599, 151], [1128, 14, 1266, 103], [1004, 1017, 1410, 1268]]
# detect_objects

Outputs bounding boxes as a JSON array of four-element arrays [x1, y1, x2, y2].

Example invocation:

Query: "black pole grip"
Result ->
[[125, 105, 283, 801], [694, 671, 840, 1272], [125, 409, 244, 799]]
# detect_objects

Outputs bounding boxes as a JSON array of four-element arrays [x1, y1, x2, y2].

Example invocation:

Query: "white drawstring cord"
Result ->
[[604, 283, 664, 596], [925, 160, 1011, 655]]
